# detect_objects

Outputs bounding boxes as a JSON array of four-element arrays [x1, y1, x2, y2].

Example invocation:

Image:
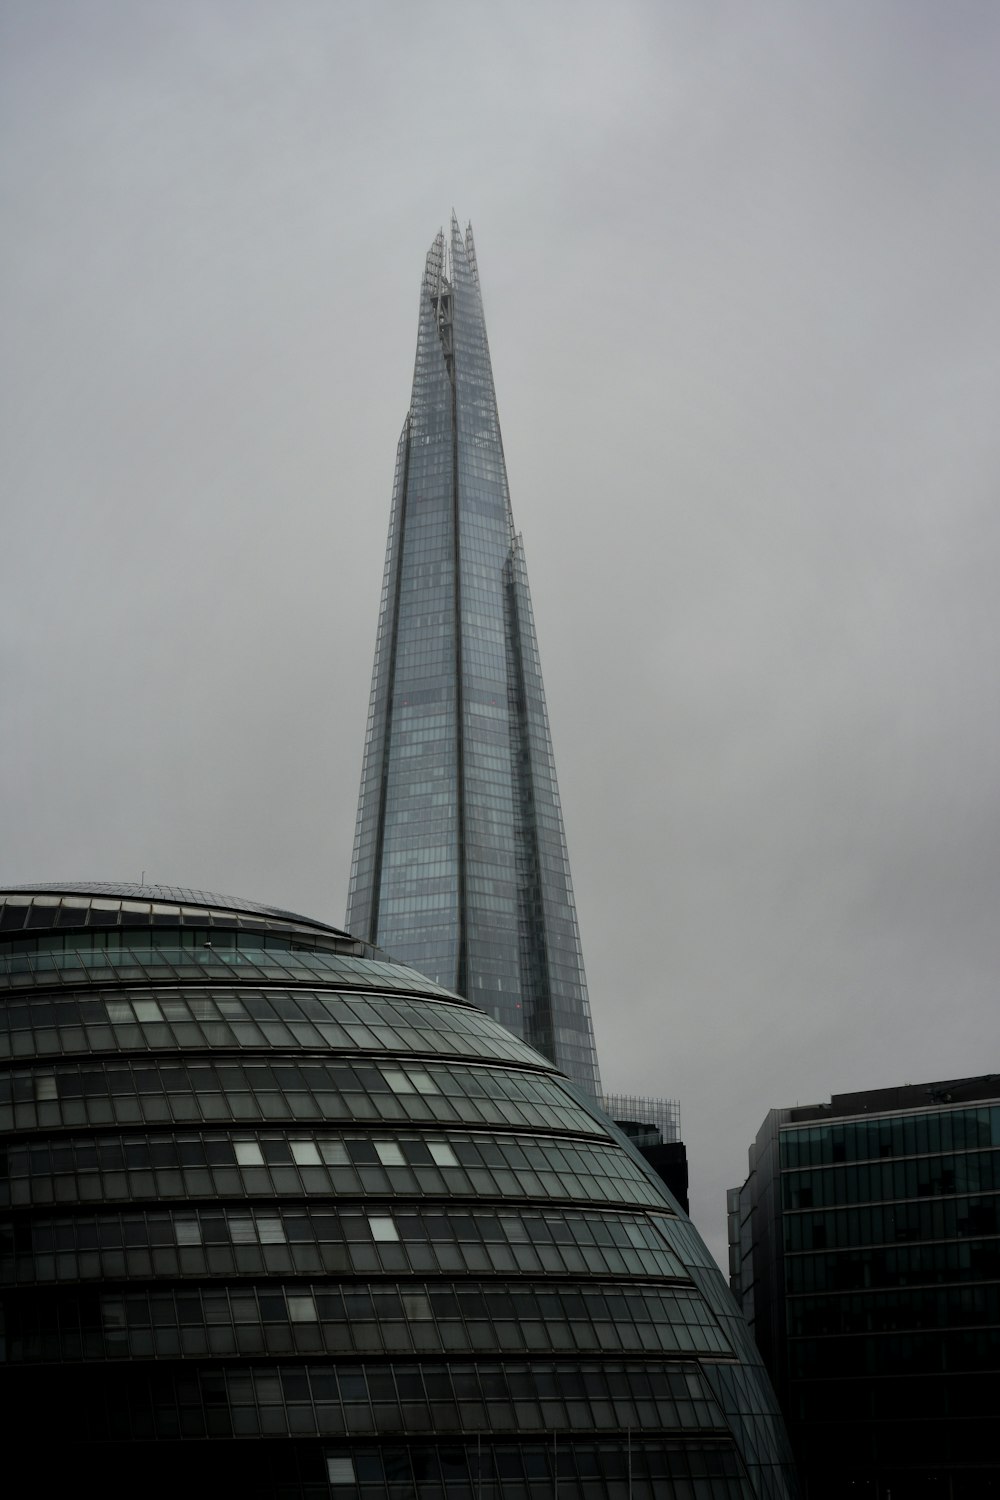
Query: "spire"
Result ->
[[464, 221, 479, 284]]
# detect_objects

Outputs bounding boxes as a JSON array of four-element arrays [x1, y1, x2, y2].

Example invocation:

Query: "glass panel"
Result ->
[[368, 1215, 399, 1243]]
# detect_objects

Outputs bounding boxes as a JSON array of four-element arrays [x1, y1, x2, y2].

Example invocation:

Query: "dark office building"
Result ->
[[729, 1078, 1000, 1498], [346, 216, 601, 1099], [2, 882, 798, 1497], [603, 1094, 690, 1214]]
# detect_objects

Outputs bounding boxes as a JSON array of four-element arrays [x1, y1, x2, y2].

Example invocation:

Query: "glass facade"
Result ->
[[602, 1096, 682, 1147], [1, 882, 797, 1498], [604, 1096, 689, 1214], [346, 218, 601, 1098], [729, 1084, 1000, 1498]]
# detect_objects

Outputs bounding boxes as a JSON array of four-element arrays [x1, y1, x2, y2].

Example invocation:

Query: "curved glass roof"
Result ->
[[3, 882, 338, 931], [0, 880, 798, 1493]]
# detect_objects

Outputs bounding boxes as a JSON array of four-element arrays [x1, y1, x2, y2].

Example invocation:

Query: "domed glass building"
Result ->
[[0, 883, 796, 1498]]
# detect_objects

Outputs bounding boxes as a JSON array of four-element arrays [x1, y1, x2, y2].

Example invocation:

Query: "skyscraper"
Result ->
[[347, 217, 601, 1098]]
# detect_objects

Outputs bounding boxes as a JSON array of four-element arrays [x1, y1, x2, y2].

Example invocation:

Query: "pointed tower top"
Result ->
[[464, 221, 479, 285], [423, 229, 447, 294]]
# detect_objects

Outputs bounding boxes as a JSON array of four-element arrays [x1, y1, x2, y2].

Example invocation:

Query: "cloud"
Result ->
[[3, 0, 1000, 1266]]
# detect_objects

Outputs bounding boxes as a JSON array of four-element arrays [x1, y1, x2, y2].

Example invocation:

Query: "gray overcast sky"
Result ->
[[3, 0, 999, 1268]]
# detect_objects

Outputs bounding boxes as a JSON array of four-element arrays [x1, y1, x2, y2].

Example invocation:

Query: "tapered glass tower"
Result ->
[[347, 217, 602, 1098]]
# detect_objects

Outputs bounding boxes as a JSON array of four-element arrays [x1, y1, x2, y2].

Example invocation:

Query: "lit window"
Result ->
[[291, 1140, 322, 1166], [429, 1142, 458, 1167], [287, 1293, 317, 1322], [229, 1217, 256, 1244], [319, 1140, 350, 1165], [382, 1069, 414, 1094], [408, 1069, 438, 1095], [368, 1215, 399, 1242], [326, 1457, 356, 1485], [175, 1218, 202, 1246], [35, 1076, 58, 1101], [258, 1218, 286, 1245], [234, 1142, 264, 1166], [134, 1001, 163, 1022], [375, 1141, 406, 1166], [106, 1001, 132, 1022]]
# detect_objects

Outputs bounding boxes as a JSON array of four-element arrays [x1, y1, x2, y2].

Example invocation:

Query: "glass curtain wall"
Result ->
[[347, 219, 601, 1099], [0, 883, 798, 1499]]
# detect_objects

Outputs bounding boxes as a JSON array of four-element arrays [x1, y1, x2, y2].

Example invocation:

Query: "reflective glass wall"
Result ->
[[730, 1085, 1000, 1498], [346, 220, 601, 1099]]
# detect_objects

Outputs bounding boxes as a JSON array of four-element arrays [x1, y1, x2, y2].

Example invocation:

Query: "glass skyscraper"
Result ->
[[347, 217, 601, 1098]]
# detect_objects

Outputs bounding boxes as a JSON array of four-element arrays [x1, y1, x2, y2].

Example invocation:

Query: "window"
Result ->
[[429, 1141, 458, 1167], [175, 1218, 202, 1246], [402, 1291, 432, 1320], [258, 1218, 286, 1244], [326, 1456, 356, 1485], [291, 1140, 322, 1166], [368, 1215, 399, 1243], [35, 1076, 58, 1101], [375, 1141, 406, 1166], [234, 1142, 264, 1166], [102, 1300, 128, 1342], [320, 1141, 349, 1166], [287, 1293, 317, 1322]]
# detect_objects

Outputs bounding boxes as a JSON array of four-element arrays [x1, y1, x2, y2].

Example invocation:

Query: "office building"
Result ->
[[729, 1077, 1000, 1498], [1, 882, 797, 1497], [604, 1094, 689, 1214], [346, 217, 601, 1098]]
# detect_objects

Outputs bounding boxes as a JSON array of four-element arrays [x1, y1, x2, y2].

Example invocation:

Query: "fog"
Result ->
[[3, 1, 999, 1265]]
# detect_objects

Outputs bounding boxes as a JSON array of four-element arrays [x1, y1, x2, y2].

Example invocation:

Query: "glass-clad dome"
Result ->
[[0, 884, 797, 1498]]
